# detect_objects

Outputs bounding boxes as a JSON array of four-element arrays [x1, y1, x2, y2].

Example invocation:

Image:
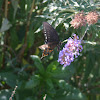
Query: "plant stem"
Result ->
[[2, 0, 9, 68], [5, 0, 8, 18], [9, 86, 18, 100], [62, 39, 68, 43], [81, 25, 90, 40]]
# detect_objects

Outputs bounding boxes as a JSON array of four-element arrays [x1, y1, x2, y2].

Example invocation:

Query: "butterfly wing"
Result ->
[[39, 43, 57, 58], [43, 22, 59, 44], [39, 22, 60, 58]]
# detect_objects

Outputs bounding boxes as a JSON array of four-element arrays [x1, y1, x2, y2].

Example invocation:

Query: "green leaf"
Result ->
[[10, 27, 19, 49], [45, 78, 56, 96], [27, 30, 34, 48], [0, 0, 3, 9], [15, 88, 34, 100], [0, 89, 11, 100], [11, 0, 18, 18], [47, 61, 59, 72], [58, 80, 72, 91], [54, 80, 87, 100], [0, 71, 18, 87], [47, 63, 75, 79], [82, 52, 95, 83], [46, 79, 54, 89], [30, 55, 45, 74], [0, 53, 3, 68], [25, 75, 40, 89], [24, 97, 35, 100], [59, 9, 76, 14], [0, 18, 12, 32]]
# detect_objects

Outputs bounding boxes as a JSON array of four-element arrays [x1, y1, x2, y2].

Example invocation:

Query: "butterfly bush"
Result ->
[[58, 34, 83, 67]]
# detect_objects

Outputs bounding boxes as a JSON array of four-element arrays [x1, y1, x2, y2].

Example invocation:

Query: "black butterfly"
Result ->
[[39, 22, 61, 59]]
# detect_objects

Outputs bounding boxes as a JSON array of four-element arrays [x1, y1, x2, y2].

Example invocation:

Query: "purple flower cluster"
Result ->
[[58, 34, 83, 67]]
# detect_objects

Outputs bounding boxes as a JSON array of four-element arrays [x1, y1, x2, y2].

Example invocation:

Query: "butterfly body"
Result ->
[[39, 22, 61, 58]]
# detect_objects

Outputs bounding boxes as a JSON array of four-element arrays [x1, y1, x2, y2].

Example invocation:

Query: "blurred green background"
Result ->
[[0, 0, 100, 100]]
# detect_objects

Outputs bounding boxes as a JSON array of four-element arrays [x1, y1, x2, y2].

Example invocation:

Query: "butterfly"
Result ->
[[39, 22, 61, 59]]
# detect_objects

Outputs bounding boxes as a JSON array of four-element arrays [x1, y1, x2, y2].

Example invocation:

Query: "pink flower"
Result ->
[[70, 12, 86, 29], [85, 11, 99, 25]]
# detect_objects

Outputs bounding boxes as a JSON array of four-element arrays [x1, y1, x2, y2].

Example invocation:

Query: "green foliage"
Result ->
[[0, 0, 100, 100]]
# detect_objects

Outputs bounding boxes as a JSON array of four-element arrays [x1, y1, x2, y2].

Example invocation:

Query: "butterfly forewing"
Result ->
[[43, 22, 59, 43]]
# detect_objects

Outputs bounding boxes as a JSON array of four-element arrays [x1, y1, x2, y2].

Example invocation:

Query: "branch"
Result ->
[[81, 25, 90, 40], [17, 0, 35, 62], [0, 44, 16, 56], [1, 0, 9, 68], [5, 0, 8, 18]]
